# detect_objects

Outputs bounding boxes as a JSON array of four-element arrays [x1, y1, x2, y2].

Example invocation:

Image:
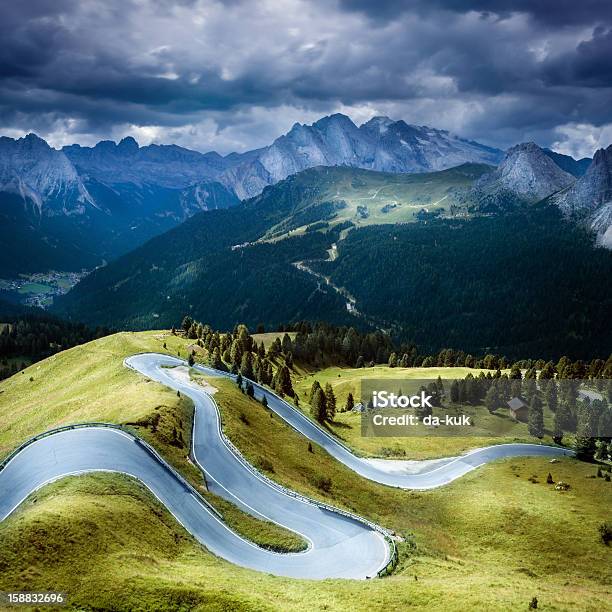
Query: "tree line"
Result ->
[[177, 316, 612, 449], [0, 315, 109, 380]]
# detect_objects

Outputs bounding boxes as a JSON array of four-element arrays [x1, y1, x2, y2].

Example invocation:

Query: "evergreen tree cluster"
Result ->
[[450, 359, 612, 458], [0, 313, 108, 380], [313, 207, 612, 359], [179, 317, 295, 398]]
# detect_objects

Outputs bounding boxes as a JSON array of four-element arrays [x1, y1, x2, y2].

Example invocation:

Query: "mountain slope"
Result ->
[[553, 145, 612, 248], [220, 114, 504, 199], [53, 166, 612, 358], [53, 164, 492, 329], [543, 149, 591, 177], [0, 135, 239, 275], [311, 205, 612, 357]]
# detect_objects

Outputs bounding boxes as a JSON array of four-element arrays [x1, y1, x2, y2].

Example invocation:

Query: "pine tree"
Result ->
[[544, 381, 558, 413], [188, 351, 195, 367], [485, 384, 500, 413], [311, 387, 327, 424], [528, 394, 544, 438], [282, 333, 293, 354], [324, 383, 336, 421], [552, 410, 564, 444], [574, 401, 597, 460], [208, 347, 225, 371], [345, 392, 355, 412], [275, 365, 294, 397], [230, 339, 243, 369], [309, 380, 322, 402], [436, 375, 444, 396], [240, 351, 254, 379], [509, 363, 522, 380], [450, 380, 459, 403], [181, 316, 193, 333]]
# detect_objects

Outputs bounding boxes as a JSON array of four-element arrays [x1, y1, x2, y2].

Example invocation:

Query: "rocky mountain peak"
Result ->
[[477, 142, 575, 202], [0, 134, 94, 213], [313, 113, 356, 129], [555, 145, 612, 214], [591, 144, 612, 170], [361, 116, 394, 134], [116, 136, 139, 155], [222, 114, 504, 199]]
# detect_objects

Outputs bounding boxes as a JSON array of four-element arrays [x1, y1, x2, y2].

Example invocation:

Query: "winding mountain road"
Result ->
[[0, 352, 574, 579]]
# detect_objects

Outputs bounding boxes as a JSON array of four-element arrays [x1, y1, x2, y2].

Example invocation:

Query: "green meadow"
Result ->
[[0, 331, 609, 610]]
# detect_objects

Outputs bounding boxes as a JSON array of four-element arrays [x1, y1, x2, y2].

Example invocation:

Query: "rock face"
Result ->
[[63, 137, 224, 189], [554, 145, 612, 247], [220, 113, 504, 199], [0, 134, 95, 215], [590, 203, 612, 248], [475, 142, 575, 203]]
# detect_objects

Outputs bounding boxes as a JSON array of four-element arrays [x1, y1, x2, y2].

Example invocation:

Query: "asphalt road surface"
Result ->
[[0, 352, 573, 579]]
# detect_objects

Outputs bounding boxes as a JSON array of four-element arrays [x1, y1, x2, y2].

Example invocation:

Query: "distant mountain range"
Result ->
[[220, 113, 504, 199], [0, 114, 506, 275], [0, 133, 238, 275], [0, 114, 612, 290]]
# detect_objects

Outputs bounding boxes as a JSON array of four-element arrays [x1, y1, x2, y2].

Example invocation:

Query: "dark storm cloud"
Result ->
[[544, 26, 612, 87], [0, 0, 610, 156], [340, 0, 612, 27]]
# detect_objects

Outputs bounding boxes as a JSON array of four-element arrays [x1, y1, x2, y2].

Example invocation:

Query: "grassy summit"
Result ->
[[0, 330, 306, 553]]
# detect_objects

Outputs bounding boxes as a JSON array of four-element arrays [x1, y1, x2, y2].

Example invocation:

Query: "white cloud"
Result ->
[[551, 122, 612, 158]]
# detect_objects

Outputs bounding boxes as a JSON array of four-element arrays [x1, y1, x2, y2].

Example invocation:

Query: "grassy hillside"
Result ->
[[1, 376, 610, 610], [51, 164, 488, 332], [53, 174, 612, 360], [260, 164, 490, 240], [0, 330, 306, 553]]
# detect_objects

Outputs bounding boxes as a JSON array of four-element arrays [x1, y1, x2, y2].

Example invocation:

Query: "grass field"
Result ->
[[0, 330, 306, 553], [1, 385, 610, 610], [292, 365, 555, 459], [252, 331, 297, 349], [262, 165, 489, 241], [17, 282, 55, 295]]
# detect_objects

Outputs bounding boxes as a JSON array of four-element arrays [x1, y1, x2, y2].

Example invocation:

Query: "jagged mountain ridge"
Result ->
[[1, 116, 607, 277], [220, 113, 505, 199], [0, 134, 239, 274], [0, 134, 96, 215]]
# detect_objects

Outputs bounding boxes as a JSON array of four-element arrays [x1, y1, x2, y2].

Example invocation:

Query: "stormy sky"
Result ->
[[1, 0, 611, 157]]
